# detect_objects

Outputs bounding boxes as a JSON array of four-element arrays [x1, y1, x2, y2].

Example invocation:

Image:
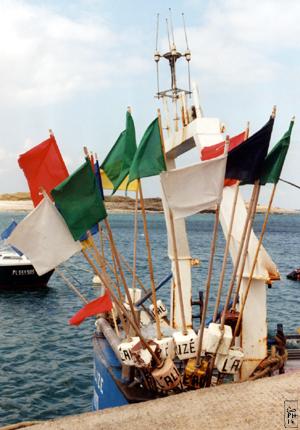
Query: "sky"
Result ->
[[0, 0, 300, 209]]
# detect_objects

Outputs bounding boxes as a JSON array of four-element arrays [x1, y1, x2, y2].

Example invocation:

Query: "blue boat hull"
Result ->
[[92, 333, 156, 410]]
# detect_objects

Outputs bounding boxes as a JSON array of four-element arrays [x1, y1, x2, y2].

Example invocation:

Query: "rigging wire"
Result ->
[[279, 178, 300, 190]]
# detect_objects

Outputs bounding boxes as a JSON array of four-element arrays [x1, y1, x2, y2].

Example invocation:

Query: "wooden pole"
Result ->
[[232, 183, 277, 341], [104, 218, 140, 327], [219, 180, 260, 327], [157, 109, 187, 335], [82, 248, 161, 365], [196, 205, 220, 365], [212, 163, 239, 321], [102, 229, 148, 294], [132, 188, 139, 292], [55, 268, 88, 303], [231, 183, 261, 310], [138, 180, 162, 340]]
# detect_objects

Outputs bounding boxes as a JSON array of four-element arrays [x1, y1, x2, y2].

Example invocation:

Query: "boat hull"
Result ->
[[93, 333, 156, 410], [0, 264, 54, 288]]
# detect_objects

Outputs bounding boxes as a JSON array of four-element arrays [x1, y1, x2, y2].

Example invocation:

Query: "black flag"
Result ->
[[226, 117, 274, 184]]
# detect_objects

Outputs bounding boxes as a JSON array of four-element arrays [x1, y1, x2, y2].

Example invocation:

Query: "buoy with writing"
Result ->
[[118, 337, 140, 366], [131, 339, 158, 368], [216, 347, 244, 374], [173, 329, 198, 360], [152, 357, 181, 391], [202, 323, 232, 355], [149, 300, 168, 319], [183, 357, 209, 389], [154, 336, 175, 360]]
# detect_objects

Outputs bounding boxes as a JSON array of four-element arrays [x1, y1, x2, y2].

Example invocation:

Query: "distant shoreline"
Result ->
[[0, 193, 298, 215]]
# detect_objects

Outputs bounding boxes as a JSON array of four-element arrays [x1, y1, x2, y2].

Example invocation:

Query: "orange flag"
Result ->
[[69, 290, 112, 325], [18, 134, 69, 206]]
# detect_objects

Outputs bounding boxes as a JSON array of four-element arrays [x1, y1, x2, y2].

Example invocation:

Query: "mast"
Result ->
[[155, 12, 193, 329]]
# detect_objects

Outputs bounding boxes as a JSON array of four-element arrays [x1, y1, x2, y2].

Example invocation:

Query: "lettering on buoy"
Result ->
[[152, 358, 181, 391]]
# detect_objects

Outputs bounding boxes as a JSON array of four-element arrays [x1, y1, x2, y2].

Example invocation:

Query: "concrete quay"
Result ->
[[3, 370, 300, 430]]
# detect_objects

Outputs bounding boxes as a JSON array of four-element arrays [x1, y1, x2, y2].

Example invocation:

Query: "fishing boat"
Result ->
[[287, 268, 300, 281], [0, 249, 54, 288], [90, 13, 300, 410], [6, 11, 299, 414]]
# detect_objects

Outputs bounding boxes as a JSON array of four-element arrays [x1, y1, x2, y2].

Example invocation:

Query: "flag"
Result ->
[[51, 159, 107, 241], [226, 117, 274, 184], [160, 155, 227, 219], [18, 134, 69, 207], [94, 160, 104, 199], [69, 290, 112, 325], [100, 169, 138, 192], [101, 111, 137, 193], [128, 117, 166, 184], [201, 131, 246, 161], [260, 120, 294, 185], [1, 221, 18, 240], [1, 221, 22, 255], [6, 194, 81, 275]]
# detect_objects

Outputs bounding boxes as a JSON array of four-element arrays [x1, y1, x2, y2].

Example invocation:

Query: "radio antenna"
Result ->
[[169, 8, 176, 47], [182, 12, 191, 96], [155, 13, 159, 51], [166, 18, 172, 51]]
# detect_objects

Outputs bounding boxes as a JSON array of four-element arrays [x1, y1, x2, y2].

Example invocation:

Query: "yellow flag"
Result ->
[[81, 237, 93, 250], [100, 170, 138, 192]]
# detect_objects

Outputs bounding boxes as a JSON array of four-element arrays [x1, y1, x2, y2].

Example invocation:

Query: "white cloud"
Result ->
[[0, 0, 148, 107], [175, 0, 300, 88]]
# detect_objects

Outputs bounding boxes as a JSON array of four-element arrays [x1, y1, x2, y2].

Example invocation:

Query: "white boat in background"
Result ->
[[0, 249, 54, 288]]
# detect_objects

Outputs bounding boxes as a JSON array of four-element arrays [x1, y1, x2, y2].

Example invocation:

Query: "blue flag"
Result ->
[[1, 221, 23, 255]]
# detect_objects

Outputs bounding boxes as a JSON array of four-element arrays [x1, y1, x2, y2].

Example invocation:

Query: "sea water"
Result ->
[[0, 211, 299, 425]]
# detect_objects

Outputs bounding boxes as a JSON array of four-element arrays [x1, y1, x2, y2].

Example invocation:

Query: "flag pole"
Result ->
[[219, 180, 260, 325], [82, 248, 161, 365], [196, 204, 220, 366], [132, 187, 139, 294], [55, 268, 88, 303], [212, 136, 238, 322], [157, 109, 188, 335], [137, 180, 163, 340], [101, 229, 148, 294], [231, 105, 277, 341], [83, 147, 139, 328], [127, 106, 162, 340], [232, 182, 277, 342], [231, 183, 261, 310]]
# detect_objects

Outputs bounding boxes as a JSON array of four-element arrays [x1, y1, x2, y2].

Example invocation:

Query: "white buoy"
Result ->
[[118, 337, 140, 366], [173, 328, 198, 360], [126, 288, 142, 304], [131, 340, 157, 368], [152, 357, 181, 391], [216, 347, 244, 374], [149, 299, 168, 319], [154, 337, 175, 360], [202, 323, 232, 355], [140, 310, 152, 326], [93, 275, 103, 285]]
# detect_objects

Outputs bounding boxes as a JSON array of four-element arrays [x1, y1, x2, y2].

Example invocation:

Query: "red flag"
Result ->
[[18, 134, 69, 207], [69, 290, 112, 325], [201, 131, 246, 161]]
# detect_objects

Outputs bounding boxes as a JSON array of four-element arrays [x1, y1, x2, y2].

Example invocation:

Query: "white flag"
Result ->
[[6, 195, 81, 275], [160, 155, 227, 220]]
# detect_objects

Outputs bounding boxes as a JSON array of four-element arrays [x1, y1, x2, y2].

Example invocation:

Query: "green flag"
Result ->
[[260, 120, 294, 185], [101, 111, 136, 193], [51, 159, 107, 241], [128, 117, 166, 183]]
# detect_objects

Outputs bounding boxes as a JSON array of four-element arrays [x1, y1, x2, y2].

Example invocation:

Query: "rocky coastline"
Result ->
[[0, 193, 297, 214]]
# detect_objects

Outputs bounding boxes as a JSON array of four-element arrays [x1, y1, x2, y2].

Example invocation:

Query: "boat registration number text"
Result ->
[[12, 269, 35, 276]]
